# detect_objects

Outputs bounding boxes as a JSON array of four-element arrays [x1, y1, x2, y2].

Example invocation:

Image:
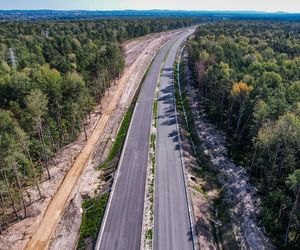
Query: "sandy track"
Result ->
[[22, 30, 183, 250]]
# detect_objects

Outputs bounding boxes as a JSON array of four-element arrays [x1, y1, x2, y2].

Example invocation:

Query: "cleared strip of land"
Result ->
[[95, 30, 193, 250]]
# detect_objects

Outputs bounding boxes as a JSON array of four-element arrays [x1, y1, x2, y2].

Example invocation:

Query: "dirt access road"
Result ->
[[22, 30, 185, 250]]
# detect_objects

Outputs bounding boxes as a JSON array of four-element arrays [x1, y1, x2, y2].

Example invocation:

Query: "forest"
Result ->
[[188, 21, 300, 248], [0, 17, 202, 232]]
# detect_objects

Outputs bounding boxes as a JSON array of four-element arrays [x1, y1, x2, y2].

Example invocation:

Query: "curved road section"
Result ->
[[154, 31, 195, 250], [95, 30, 193, 250]]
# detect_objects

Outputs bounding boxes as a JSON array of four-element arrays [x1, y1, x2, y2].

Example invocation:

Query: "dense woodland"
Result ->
[[188, 21, 300, 248], [0, 17, 202, 232]]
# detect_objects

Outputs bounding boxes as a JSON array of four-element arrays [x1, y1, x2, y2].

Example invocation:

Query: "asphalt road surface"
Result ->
[[95, 30, 192, 250], [154, 30, 195, 250]]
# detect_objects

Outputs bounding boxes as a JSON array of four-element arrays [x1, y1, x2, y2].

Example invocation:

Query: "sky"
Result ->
[[0, 0, 300, 13]]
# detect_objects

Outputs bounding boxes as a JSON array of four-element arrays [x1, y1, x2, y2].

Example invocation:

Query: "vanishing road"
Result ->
[[154, 32, 195, 250], [95, 29, 194, 250]]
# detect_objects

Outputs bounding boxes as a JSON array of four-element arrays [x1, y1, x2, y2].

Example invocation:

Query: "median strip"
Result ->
[[142, 82, 159, 250], [142, 40, 174, 250]]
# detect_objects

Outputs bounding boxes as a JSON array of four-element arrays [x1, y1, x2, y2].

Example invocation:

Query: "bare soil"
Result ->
[[0, 30, 184, 250]]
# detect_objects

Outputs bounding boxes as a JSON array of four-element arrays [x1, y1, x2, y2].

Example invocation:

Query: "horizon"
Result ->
[[1, 9, 299, 15], [1, 0, 300, 13]]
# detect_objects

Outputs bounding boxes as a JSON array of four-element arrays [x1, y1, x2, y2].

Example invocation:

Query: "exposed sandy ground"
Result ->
[[0, 30, 184, 250]]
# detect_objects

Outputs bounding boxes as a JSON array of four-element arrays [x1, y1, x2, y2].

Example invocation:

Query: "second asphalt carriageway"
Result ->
[[154, 30, 195, 250], [95, 28, 195, 250]]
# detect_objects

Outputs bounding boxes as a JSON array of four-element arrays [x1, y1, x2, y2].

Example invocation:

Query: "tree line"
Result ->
[[188, 21, 300, 248], [0, 17, 202, 232]]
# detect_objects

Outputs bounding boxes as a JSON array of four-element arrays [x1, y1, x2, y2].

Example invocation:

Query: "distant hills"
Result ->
[[0, 9, 300, 21]]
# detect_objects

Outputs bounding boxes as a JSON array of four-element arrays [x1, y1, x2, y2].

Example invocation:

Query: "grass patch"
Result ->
[[77, 192, 109, 250], [151, 133, 156, 152], [99, 86, 139, 170], [146, 228, 153, 240], [153, 99, 158, 128], [191, 184, 207, 197], [107, 104, 134, 162]]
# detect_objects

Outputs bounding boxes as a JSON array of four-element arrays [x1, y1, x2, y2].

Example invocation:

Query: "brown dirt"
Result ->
[[0, 30, 185, 250]]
